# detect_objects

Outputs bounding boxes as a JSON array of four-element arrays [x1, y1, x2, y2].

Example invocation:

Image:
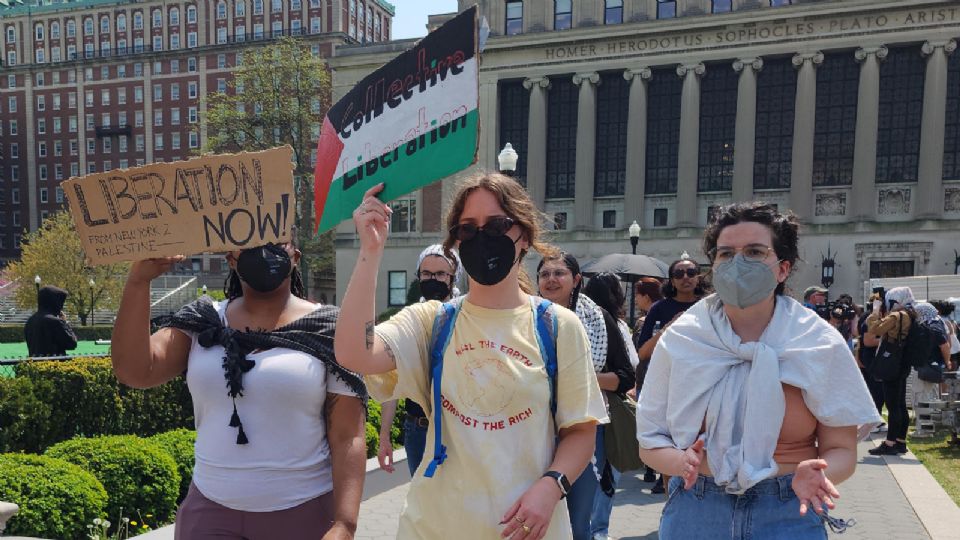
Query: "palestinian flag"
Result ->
[[313, 5, 479, 234]]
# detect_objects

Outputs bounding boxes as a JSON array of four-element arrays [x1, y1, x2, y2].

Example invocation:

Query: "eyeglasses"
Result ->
[[671, 268, 700, 279], [537, 269, 571, 280], [418, 270, 451, 281], [708, 244, 775, 263], [449, 216, 515, 243]]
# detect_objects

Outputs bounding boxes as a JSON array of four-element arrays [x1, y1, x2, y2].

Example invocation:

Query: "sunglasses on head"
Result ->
[[671, 268, 699, 279], [449, 216, 515, 243]]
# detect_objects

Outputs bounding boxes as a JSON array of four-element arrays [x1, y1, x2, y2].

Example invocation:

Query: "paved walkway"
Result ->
[[356, 438, 946, 539]]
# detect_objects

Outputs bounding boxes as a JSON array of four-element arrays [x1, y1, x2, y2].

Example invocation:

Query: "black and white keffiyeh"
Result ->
[[575, 294, 608, 372], [162, 297, 367, 444]]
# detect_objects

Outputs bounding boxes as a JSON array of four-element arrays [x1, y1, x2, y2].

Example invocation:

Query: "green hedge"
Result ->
[[2, 358, 193, 453], [0, 324, 114, 343], [149, 429, 196, 503], [46, 435, 180, 527], [0, 453, 108, 540]]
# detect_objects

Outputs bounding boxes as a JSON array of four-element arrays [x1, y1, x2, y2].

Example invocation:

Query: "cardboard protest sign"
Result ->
[[64, 146, 295, 265], [313, 5, 479, 234]]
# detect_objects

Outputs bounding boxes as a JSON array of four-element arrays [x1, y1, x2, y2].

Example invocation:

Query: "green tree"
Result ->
[[203, 37, 334, 294], [4, 212, 128, 325]]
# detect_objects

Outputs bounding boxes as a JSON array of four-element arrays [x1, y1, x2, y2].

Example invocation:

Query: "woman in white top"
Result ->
[[111, 243, 366, 540], [335, 175, 607, 540], [636, 202, 880, 539]]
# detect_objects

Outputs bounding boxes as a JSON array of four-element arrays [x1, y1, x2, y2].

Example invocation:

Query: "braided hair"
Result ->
[[223, 266, 307, 300]]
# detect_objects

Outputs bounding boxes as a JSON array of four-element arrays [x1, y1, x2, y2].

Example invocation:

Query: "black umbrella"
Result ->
[[580, 253, 668, 281]]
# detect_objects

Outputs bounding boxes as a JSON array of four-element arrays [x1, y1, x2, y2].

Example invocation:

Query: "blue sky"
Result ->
[[389, 0, 459, 39]]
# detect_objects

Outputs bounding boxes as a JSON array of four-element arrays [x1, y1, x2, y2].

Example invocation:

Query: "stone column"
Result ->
[[144, 68, 154, 163], [676, 62, 705, 228], [789, 52, 823, 222], [523, 76, 550, 208], [199, 54, 209, 143], [479, 77, 499, 170], [732, 57, 762, 202], [623, 67, 652, 227], [851, 46, 887, 222], [573, 72, 600, 230], [76, 66, 88, 175], [917, 40, 957, 220]]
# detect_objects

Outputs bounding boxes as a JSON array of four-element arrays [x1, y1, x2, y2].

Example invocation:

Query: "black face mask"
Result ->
[[236, 244, 292, 293], [458, 232, 521, 286], [419, 279, 451, 301]]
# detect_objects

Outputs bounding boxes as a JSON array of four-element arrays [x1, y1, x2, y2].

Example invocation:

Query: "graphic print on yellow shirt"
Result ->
[[368, 297, 607, 540]]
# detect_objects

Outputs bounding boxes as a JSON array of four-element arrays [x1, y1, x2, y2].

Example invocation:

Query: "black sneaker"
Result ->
[[895, 442, 908, 454], [643, 469, 657, 483], [651, 476, 665, 494], [868, 442, 900, 456]]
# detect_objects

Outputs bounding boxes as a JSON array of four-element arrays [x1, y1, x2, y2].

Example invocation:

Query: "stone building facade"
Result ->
[[329, 0, 960, 306]]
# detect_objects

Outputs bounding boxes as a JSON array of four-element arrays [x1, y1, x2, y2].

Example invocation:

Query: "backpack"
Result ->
[[902, 315, 935, 371], [422, 296, 559, 478]]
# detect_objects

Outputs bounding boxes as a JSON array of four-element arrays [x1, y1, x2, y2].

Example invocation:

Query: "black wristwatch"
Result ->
[[542, 471, 570, 499]]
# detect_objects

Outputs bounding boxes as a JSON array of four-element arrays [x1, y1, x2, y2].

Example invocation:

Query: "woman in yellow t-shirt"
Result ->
[[334, 173, 607, 540]]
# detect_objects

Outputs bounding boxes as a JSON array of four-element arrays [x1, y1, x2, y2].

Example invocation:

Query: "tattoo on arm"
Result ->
[[383, 340, 396, 363], [365, 321, 374, 350]]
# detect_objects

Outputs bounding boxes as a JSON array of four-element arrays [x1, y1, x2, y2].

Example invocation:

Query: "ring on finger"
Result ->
[[515, 517, 525, 524], [522, 525, 531, 534]]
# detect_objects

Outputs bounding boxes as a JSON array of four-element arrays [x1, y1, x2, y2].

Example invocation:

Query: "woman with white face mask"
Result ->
[[636, 202, 881, 539]]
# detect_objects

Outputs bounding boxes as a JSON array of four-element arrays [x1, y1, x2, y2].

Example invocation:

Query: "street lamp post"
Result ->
[[954, 249, 960, 275], [628, 220, 641, 328], [89, 279, 96, 326], [821, 245, 836, 303], [34, 275, 41, 307], [201, 284, 208, 297], [498, 143, 518, 177]]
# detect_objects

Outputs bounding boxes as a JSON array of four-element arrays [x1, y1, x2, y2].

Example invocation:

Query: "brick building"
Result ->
[[0, 0, 394, 279]]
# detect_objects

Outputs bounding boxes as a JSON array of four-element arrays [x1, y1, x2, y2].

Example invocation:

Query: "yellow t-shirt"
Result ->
[[368, 296, 608, 540]]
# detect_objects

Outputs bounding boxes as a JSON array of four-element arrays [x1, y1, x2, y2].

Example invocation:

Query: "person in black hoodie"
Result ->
[[24, 286, 78, 357]]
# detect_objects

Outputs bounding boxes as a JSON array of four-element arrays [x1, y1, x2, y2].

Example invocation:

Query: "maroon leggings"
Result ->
[[174, 483, 334, 540]]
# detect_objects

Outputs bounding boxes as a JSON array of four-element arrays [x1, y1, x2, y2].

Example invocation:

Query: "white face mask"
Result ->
[[712, 254, 780, 309]]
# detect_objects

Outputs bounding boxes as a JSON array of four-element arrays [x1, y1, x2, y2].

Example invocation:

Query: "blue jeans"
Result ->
[[660, 475, 827, 540], [590, 461, 620, 537], [402, 416, 428, 477], [566, 427, 605, 540]]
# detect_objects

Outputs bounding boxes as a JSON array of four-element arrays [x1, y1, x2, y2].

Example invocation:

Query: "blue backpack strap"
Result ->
[[423, 298, 462, 478], [532, 297, 559, 418]]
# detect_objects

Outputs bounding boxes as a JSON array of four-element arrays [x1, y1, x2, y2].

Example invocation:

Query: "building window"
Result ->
[[188, 82, 198, 98], [187, 5, 198, 23], [602, 210, 617, 229], [7, 96, 15, 113], [753, 58, 796, 190], [116, 14, 126, 32], [218, 53, 227, 68], [188, 32, 198, 48], [67, 19, 76, 37], [36, 95, 45, 111], [189, 131, 199, 148], [10, 144, 18, 159], [553, 212, 568, 230], [11, 189, 19, 204], [944, 51, 960, 180], [388, 271, 407, 307], [100, 16, 110, 34], [170, 34, 181, 49], [155, 134, 164, 150], [153, 9, 163, 27], [217, 1, 227, 19], [505, 1, 523, 36], [56, 187, 64, 203], [657, 0, 676, 19], [154, 84, 163, 101], [546, 77, 578, 199], [153, 35, 163, 51], [38, 118, 46, 134], [9, 120, 16, 135], [554, 0, 571, 30], [646, 68, 681, 195], [812, 52, 858, 186], [595, 73, 628, 196], [38, 142, 47, 157], [389, 199, 417, 233], [84, 18, 94, 36], [170, 7, 180, 25], [134, 13, 143, 30], [604, 0, 623, 24], [271, 21, 282, 38], [498, 81, 529, 184], [698, 64, 738, 192], [217, 28, 228, 44], [769, 0, 792, 6], [712, 0, 732, 13], [5, 25, 14, 43], [876, 46, 925, 184], [35, 23, 44, 41], [869, 260, 914, 279], [653, 208, 668, 227], [254, 0, 264, 15], [235, 1, 245, 17]]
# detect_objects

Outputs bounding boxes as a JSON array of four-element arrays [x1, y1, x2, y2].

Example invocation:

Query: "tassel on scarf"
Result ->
[[236, 423, 249, 445], [229, 402, 241, 427]]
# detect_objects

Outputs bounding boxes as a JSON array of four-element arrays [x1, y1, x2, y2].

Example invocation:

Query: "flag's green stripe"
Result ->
[[317, 109, 479, 234]]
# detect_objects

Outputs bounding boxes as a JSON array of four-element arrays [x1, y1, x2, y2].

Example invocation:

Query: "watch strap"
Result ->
[[542, 470, 570, 498]]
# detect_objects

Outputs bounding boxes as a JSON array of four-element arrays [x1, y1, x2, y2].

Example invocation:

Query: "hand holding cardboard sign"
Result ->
[[353, 183, 393, 255], [128, 256, 187, 285]]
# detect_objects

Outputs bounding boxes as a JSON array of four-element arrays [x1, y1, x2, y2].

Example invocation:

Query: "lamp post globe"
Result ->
[[89, 279, 96, 325], [34, 275, 41, 306], [628, 220, 642, 328], [498, 143, 519, 177]]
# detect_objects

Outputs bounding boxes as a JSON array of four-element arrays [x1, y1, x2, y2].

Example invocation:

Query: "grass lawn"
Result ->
[[0, 340, 111, 360], [908, 431, 960, 506]]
